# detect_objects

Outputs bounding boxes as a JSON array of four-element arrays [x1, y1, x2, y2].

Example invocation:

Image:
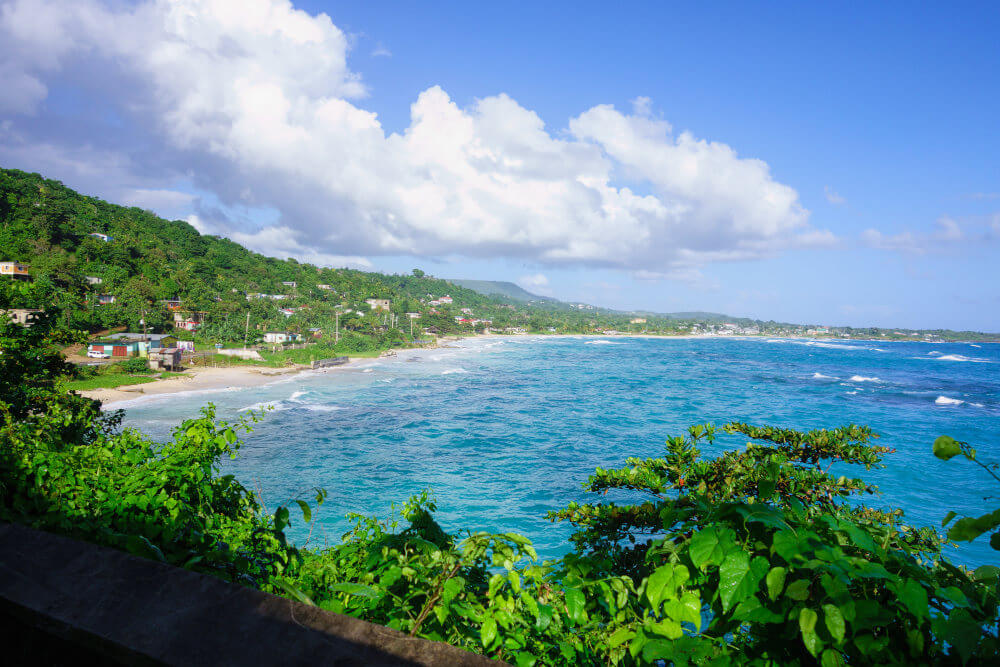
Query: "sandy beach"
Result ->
[[81, 361, 365, 407]]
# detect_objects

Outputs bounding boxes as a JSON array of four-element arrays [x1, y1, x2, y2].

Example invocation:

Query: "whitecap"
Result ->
[[362, 368, 374, 373], [289, 390, 310, 401], [303, 404, 343, 412], [971, 402, 985, 408], [935, 396, 964, 406], [848, 375, 881, 383], [970, 344, 982, 348], [585, 340, 623, 345], [845, 390, 859, 395], [933, 354, 990, 362], [812, 372, 837, 380], [238, 401, 283, 412], [441, 368, 469, 375]]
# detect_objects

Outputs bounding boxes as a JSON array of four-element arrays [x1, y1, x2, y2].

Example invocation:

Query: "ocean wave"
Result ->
[[303, 403, 343, 412], [970, 344, 982, 348], [289, 390, 310, 401], [442, 368, 469, 375], [812, 372, 837, 380], [238, 400, 282, 412], [362, 368, 374, 373], [933, 354, 991, 362], [845, 390, 859, 395], [585, 340, 623, 345], [848, 375, 882, 383], [935, 396, 964, 406]]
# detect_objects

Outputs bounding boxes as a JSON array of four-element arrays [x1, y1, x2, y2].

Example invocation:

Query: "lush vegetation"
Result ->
[[2, 281, 998, 664]]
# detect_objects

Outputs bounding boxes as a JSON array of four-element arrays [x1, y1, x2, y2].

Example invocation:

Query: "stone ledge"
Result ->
[[0, 522, 504, 666]]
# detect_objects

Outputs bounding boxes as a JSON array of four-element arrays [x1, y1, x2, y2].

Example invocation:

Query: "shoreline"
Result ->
[[87, 332, 987, 408]]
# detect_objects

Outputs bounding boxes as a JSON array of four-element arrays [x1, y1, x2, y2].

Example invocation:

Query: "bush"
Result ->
[[118, 356, 153, 374]]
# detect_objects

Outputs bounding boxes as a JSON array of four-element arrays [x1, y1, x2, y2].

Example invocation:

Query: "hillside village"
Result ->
[[2, 168, 996, 374]]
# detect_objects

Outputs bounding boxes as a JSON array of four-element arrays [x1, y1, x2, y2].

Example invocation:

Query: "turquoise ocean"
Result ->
[[120, 336, 1000, 567]]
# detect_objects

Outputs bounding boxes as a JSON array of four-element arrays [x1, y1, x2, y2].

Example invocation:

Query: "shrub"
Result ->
[[118, 356, 154, 374]]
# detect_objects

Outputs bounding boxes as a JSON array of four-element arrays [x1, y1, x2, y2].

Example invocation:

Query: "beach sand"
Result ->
[[81, 361, 364, 408]]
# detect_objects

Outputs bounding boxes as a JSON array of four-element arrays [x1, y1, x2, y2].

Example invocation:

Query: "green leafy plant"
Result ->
[[934, 435, 1000, 554]]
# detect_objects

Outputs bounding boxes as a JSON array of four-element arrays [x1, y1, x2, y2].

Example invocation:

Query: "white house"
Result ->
[[263, 332, 301, 344], [85, 276, 103, 285], [366, 298, 391, 311], [89, 232, 113, 242], [438, 295, 453, 304]]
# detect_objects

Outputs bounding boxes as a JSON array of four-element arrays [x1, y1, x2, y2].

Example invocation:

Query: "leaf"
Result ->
[[515, 652, 537, 667], [932, 435, 962, 460], [895, 580, 928, 620], [947, 508, 1000, 542], [688, 526, 736, 570], [822, 604, 846, 643], [663, 591, 702, 631], [799, 607, 822, 657], [646, 563, 689, 607], [535, 604, 553, 631], [564, 587, 586, 625], [821, 648, 844, 667], [648, 618, 683, 639], [480, 617, 498, 649], [608, 627, 636, 648], [718, 552, 768, 612], [766, 567, 786, 601], [785, 579, 810, 601], [327, 582, 380, 598], [641, 639, 674, 663], [973, 565, 1000, 582], [733, 597, 783, 624], [273, 578, 315, 606], [295, 499, 311, 523], [941, 510, 957, 527]]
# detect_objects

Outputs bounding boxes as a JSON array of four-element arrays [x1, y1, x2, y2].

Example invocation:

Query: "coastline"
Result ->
[[85, 332, 985, 409]]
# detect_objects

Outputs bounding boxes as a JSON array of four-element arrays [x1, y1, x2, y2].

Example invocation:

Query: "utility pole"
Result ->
[[244, 310, 250, 349], [335, 310, 340, 344]]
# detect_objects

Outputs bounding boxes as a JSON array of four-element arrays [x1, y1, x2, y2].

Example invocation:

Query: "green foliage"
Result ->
[[935, 435, 1000, 552], [118, 356, 154, 374], [2, 297, 999, 664]]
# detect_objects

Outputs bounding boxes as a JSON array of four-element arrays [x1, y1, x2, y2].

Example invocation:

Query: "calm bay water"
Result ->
[[120, 336, 1000, 567]]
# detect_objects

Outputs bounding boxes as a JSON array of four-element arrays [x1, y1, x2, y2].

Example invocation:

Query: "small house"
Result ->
[[88, 333, 178, 358], [316, 284, 332, 290], [630, 318, 647, 325], [438, 296, 453, 304], [366, 298, 391, 312], [308, 327, 323, 338], [85, 276, 103, 285], [263, 332, 301, 344], [89, 232, 113, 242], [96, 294, 116, 305], [148, 347, 182, 371], [282, 281, 297, 288], [3, 308, 43, 326], [162, 298, 183, 310], [173, 311, 204, 331], [0, 261, 30, 280], [406, 312, 422, 319]]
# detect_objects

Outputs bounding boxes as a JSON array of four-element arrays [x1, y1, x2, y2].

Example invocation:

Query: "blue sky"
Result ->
[[1, 1, 998, 329]]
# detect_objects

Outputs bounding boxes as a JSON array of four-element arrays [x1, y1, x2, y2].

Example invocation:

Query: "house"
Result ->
[[281, 281, 297, 288], [3, 308, 43, 326], [428, 300, 442, 306], [148, 348, 182, 371], [308, 327, 323, 338], [316, 284, 332, 290], [88, 333, 177, 358], [89, 232, 113, 242], [176, 340, 195, 352], [0, 261, 30, 280], [630, 318, 647, 325], [269, 294, 289, 301], [263, 332, 301, 344], [85, 276, 103, 285], [366, 298, 391, 312], [438, 296, 453, 304], [406, 312, 422, 319], [279, 308, 296, 317], [460, 308, 473, 315], [173, 311, 204, 331], [96, 295, 116, 305], [162, 299, 183, 311]]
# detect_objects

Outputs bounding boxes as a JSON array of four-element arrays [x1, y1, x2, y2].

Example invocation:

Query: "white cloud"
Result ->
[[824, 185, 845, 205], [516, 273, 552, 295], [861, 216, 968, 254], [371, 43, 391, 57], [0, 0, 827, 277]]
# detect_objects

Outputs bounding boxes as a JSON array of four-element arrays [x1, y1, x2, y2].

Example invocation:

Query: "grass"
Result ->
[[65, 371, 190, 391]]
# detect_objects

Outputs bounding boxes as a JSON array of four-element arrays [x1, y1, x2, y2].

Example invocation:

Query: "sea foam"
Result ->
[[935, 396, 964, 406], [848, 375, 881, 383]]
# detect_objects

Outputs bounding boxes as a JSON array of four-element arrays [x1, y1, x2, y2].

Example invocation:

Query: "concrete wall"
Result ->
[[0, 523, 504, 666]]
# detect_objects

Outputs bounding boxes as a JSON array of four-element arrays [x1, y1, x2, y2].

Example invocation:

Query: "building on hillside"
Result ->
[[630, 318, 647, 325], [96, 294, 116, 305], [281, 281, 297, 288], [0, 261, 30, 280], [316, 284, 332, 290], [428, 300, 442, 306], [460, 308, 473, 315], [406, 312, 421, 319], [366, 298, 391, 312], [173, 311, 204, 331], [162, 298, 183, 311], [263, 332, 301, 344], [176, 340, 195, 352], [3, 308, 43, 326], [85, 276, 103, 285], [148, 348, 182, 371], [88, 333, 178, 358], [279, 308, 296, 317], [89, 232, 113, 242], [438, 295, 453, 304], [308, 327, 323, 338], [269, 294, 289, 301]]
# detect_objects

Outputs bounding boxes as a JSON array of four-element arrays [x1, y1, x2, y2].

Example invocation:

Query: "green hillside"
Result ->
[[447, 279, 557, 303]]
